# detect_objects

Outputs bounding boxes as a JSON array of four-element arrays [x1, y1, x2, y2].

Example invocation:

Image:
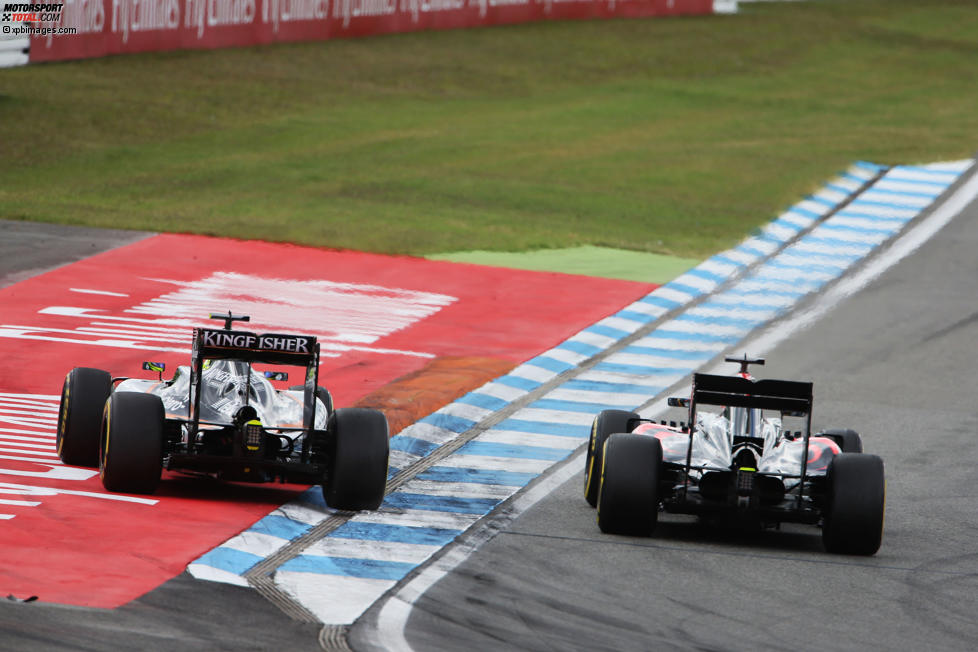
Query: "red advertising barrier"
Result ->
[[26, 0, 714, 63]]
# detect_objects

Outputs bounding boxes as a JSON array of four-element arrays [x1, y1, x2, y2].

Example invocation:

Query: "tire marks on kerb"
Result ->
[[185, 159, 976, 632]]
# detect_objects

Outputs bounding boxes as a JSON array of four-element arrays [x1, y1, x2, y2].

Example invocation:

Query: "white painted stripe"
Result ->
[[435, 454, 554, 474], [795, 199, 832, 216], [791, 240, 874, 257], [596, 316, 645, 333], [629, 337, 727, 352], [776, 212, 817, 230], [510, 407, 600, 426], [544, 387, 648, 407], [70, 288, 130, 297], [0, 498, 41, 507], [655, 319, 752, 337], [438, 402, 493, 423], [389, 449, 421, 470], [222, 531, 291, 558], [919, 159, 972, 172], [477, 429, 584, 451], [872, 178, 945, 194], [544, 347, 591, 365], [188, 564, 251, 587], [596, 353, 700, 371], [275, 501, 334, 527], [830, 215, 908, 232], [303, 537, 441, 564], [396, 479, 518, 500], [709, 292, 798, 308], [809, 226, 890, 245], [760, 222, 799, 241], [697, 258, 740, 277], [276, 571, 396, 624], [845, 165, 879, 181], [0, 433, 55, 445], [620, 300, 669, 318], [837, 202, 918, 219], [723, 249, 762, 265], [686, 305, 779, 321], [356, 508, 482, 531], [650, 286, 696, 304], [0, 446, 58, 457], [828, 176, 863, 192], [576, 369, 684, 391], [812, 187, 850, 204], [759, 266, 839, 283], [771, 251, 852, 269], [508, 364, 558, 383], [474, 383, 529, 403], [568, 330, 618, 348], [859, 190, 932, 208], [399, 422, 458, 446], [885, 167, 959, 184], [672, 272, 719, 293]]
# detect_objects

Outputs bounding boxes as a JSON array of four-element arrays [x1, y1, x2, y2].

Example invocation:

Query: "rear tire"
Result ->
[[100, 392, 164, 494], [822, 453, 885, 555], [597, 433, 662, 536], [324, 408, 390, 511], [57, 367, 112, 467], [821, 428, 863, 453], [585, 409, 639, 507]]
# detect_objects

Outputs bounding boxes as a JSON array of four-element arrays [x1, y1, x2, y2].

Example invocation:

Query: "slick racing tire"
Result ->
[[324, 408, 390, 511], [597, 433, 662, 536], [822, 453, 885, 555], [821, 428, 863, 453], [585, 409, 639, 508], [290, 385, 334, 417], [100, 392, 164, 495], [57, 367, 112, 467]]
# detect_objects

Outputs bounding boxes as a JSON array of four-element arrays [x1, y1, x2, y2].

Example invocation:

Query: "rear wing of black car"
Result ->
[[678, 372, 816, 507], [189, 327, 322, 432], [193, 328, 319, 366], [690, 373, 813, 415]]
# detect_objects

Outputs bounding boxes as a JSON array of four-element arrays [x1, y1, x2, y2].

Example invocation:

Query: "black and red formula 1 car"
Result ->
[[584, 356, 885, 555], [57, 312, 389, 510]]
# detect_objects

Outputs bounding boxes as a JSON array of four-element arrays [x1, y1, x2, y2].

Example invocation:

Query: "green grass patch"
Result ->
[[427, 245, 700, 283], [1, 0, 976, 260]]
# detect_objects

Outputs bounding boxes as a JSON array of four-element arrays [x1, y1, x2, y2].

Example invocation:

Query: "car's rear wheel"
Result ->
[[57, 367, 112, 467], [822, 453, 885, 555], [100, 392, 164, 495], [821, 428, 863, 453], [597, 433, 662, 536], [324, 408, 389, 511], [585, 409, 639, 507]]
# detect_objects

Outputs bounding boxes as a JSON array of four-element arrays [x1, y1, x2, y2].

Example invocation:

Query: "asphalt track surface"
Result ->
[[353, 197, 978, 650]]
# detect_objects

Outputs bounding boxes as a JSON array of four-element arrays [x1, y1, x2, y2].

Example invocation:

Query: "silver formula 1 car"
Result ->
[[56, 312, 390, 510], [584, 356, 885, 555]]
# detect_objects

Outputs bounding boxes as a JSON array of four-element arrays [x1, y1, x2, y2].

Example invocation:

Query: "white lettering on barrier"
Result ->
[[184, 0, 255, 38], [111, 0, 181, 44], [41, 0, 103, 47], [262, 0, 328, 34]]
